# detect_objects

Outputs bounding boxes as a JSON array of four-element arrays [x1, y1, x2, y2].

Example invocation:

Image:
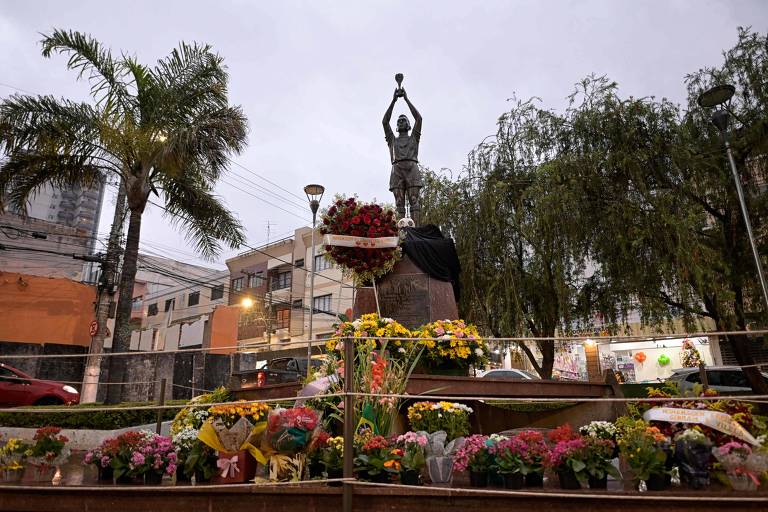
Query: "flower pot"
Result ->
[[176, 471, 192, 484], [211, 450, 257, 485], [31, 465, 55, 482], [97, 466, 114, 482], [194, 469, 211, 484], [525, 472, 544, 487], [357, 470, 390, 483], [401, 469, 422, 486], [488, 469, 504, 488], [588, 475, 608, 489], [557, 469, 581, 490], [116, 474, 142, 485], [327, 468, 343, 486], [502, 473, 524, 489], [427, 456, 454, 486], [308, 460, 324, 479], [729, 474, 758, 492], [469, 470, 489, 488], [144, 472, 163, 485], [645, 473, 669, 491], [1, 469, 23, 483]]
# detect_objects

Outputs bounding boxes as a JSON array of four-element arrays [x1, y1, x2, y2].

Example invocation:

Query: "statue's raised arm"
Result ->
[[382, 89, 397, 146], [402, 89, 422, 140]]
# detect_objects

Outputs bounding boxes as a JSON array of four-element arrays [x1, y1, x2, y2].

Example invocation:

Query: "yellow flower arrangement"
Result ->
[[413, 319, 487, 368], [208, 401, 270, 429], [326, 313, 413, 358]]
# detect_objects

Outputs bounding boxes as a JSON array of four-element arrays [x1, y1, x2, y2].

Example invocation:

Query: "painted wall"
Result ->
[[209, 305, 240, 354], [0, 272, 95, 346]]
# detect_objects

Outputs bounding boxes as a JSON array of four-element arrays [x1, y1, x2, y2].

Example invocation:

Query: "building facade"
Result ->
[[225, 226, 354, 351]]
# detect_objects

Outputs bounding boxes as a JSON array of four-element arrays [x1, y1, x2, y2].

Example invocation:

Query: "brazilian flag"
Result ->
[[355, 403, 379, 436]]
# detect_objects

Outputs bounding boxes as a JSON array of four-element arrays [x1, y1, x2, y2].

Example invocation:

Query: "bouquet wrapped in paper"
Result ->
[[198, 401, 270, 483], [266, 407, 321, 454]]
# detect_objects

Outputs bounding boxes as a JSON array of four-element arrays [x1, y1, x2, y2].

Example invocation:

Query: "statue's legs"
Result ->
[[407, 186, 421, 226], [393, 187, 406, 220]]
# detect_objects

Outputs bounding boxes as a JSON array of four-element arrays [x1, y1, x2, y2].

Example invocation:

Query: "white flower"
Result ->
[[441, 334, 452, 340], [398, 347, 406, 353], [352, 320, 362, 329], [474, 348, 484, 357], [382, 317, 394, 324]]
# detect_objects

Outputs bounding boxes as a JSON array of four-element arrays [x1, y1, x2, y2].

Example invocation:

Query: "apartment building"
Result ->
[[226, 226, 354, 350]]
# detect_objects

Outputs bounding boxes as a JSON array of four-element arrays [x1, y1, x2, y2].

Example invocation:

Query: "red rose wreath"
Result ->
[[319, 196, 401, 283]]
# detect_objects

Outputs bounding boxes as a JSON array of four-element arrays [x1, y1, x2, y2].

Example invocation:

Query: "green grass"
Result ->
[[0, 400, 187, 430]]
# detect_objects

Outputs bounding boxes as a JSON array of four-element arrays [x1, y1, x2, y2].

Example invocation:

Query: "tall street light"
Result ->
[[304, 183, 325, 379], [698, 84, 768, 311]]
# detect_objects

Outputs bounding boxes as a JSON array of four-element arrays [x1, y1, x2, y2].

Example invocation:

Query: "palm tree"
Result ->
[[0, 29, 247, 403]]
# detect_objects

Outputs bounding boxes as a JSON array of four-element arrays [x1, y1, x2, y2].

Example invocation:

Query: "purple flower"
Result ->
[[100, 456, 110, 468], [84, 452, 93, 464], [165, 463, 177, 476], [130, 452, 145, 467]]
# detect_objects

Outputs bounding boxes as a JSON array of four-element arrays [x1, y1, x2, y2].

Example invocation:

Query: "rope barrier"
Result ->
[[2, 329, 768, 360]]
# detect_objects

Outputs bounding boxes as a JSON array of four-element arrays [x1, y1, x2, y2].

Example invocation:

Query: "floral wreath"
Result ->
[[320, 195, 401, 284]]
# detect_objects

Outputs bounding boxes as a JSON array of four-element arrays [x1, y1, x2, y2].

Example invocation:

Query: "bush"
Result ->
[[0, 401, 187, 430]]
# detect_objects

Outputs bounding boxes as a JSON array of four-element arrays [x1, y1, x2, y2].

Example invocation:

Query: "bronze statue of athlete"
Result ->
[[383, 85, 422, 225]]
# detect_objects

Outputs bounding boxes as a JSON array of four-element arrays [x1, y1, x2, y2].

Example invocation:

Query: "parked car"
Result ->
[[0, 362, 80, 406], [231, 356, 327, 388], [666, 366, 768, 393], [479, 368, 539, 380]]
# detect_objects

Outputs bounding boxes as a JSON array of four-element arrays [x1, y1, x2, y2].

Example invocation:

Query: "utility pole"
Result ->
[[81, 184, 126, 403]]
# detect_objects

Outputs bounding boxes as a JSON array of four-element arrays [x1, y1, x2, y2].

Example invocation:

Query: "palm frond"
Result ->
[[40, 29, 130, 112], [159, 171, 245, 259]]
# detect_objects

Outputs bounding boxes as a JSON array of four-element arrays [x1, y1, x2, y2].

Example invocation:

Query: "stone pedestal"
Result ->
[[353, 255, 458, 330]]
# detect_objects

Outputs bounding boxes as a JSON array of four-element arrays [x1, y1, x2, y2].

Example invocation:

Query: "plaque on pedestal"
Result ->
[[353, 255, 458, 329]]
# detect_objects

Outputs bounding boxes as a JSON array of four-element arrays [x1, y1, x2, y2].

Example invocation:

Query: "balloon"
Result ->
[[634, 352, 647, 363], [658, 354, 671, 366]]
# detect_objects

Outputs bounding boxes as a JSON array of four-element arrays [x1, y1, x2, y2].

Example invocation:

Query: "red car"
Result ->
[[0, 363, 80, 406]]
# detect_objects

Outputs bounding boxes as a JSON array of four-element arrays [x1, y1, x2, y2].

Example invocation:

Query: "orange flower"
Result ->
[[383, 460, 401, 471]]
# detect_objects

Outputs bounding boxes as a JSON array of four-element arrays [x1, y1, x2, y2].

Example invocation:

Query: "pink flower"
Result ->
[[130, 451, 145, 467]]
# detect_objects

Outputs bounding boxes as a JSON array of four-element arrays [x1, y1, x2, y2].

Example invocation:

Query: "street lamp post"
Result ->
[[304, 184, 325, 379], [698, 84, 768, 311]]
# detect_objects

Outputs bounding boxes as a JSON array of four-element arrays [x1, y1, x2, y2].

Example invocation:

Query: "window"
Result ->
[[248, 272, 264, 288], [313, 294, 332, 314], [210, 284, 225, 301], [294, 258, 304, 268], [292, 299, 303, 310], [272, 271, 292, 290], [164, 299, 174, 312], [720, 371, 749, 388], [147, 303, 158, 316], [269, 358, 289, 371], [314, 254, 332, 271], [276, 309, 290, 329], [132, 295, 143, 311], [188, 291, 200, 307], [231, 277, 244, 292]]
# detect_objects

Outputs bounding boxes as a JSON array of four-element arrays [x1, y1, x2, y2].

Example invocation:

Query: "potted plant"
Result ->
[[712, 441, 768, 491], [321, 436, 344, 484], [306, 431, 331, 479], [423, 431, 464, 486], [517, 430, 548, 487], [396, 432, 427, 485], [617, 420, 670, 491], [453, 435, 491, 487], [489, 436, 527, 489], [545, 437, 588, 489], [583, 436, 621, 489], [25, 426, 70, 481], [407, 401, 473, 440], [674, 428, 712, 489], [579, 421, 619, 458], [354, 435, 400, 483], [0, 437, 29, 483]]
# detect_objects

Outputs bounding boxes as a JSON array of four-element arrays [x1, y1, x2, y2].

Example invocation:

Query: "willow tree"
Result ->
[[0, 30, 247, 402], [422, 99, 592, 378]]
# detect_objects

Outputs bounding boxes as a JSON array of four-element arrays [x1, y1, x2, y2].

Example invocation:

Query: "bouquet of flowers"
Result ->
[[25, 426, 70, 469], [413, 319, 487, 370], [0, 436, 29, 481], [326, 313, 413, 359], [579, 421, 618, 442], [453, 435, 491, 474], [673, 428, 712, 489], [712, 441, 768, 491], [321, 436, 344, 475], [320, 196, 401, 284], [407, 401, 473, 440], [489, 436, 527, 476], [266, 407, 320, 454], [199, 401, 269, 458]]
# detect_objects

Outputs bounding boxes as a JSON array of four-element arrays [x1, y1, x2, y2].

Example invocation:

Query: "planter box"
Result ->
[[211, 450, 257, 485]]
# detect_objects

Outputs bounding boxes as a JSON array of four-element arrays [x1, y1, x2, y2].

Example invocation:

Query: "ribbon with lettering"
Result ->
[[643, 407, 759, 445], [217, 454, 240, 478], [323, 234, 399, 249]]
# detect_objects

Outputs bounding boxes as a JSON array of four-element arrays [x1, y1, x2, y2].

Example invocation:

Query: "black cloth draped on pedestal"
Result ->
[[402, 225, 461, 301]]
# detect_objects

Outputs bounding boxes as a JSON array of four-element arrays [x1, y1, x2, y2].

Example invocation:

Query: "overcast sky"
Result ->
[[1, 0, 766, 269]]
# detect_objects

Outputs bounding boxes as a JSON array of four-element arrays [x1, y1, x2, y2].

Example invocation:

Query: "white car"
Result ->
[[480, 368, 539, 380], [666, 366, 768, 393]]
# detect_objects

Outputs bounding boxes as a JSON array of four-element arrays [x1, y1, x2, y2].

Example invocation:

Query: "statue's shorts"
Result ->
[[389, 160, 423, 191]]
